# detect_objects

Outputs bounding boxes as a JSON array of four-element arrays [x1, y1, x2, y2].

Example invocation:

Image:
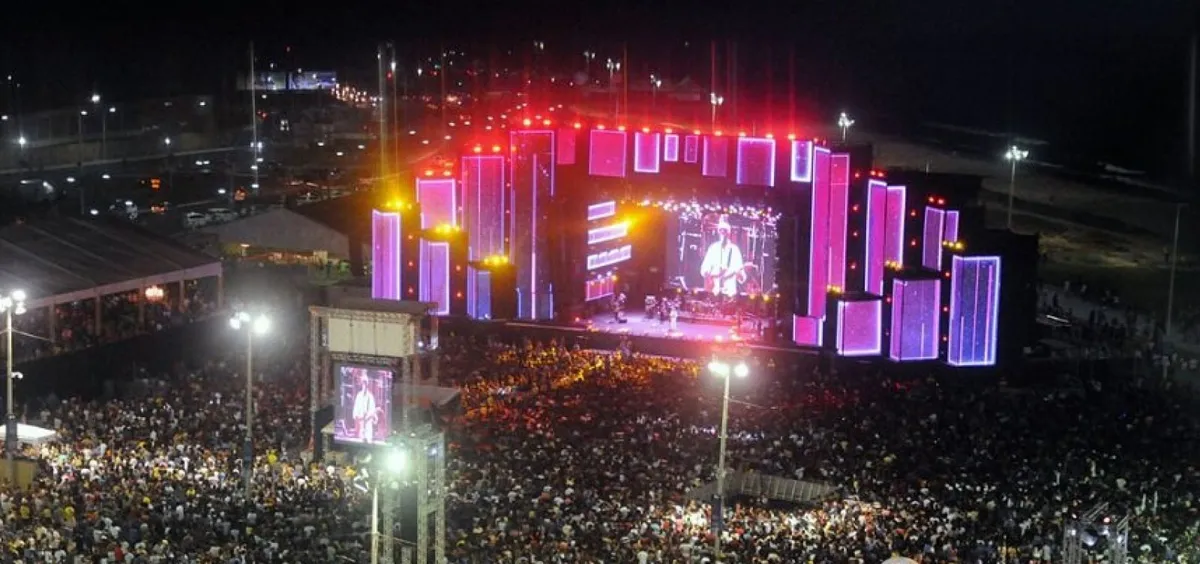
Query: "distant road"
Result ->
[[0, 147, 239, 179]]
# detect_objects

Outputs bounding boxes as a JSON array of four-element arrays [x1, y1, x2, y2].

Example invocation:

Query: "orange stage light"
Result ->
[[597, 124, 606, 130], [472, 146, 482, 154], [443, 171, 451, 177], [665, 128, 673, 134], [617, 125, 626, 131], [787, 134, 796, 140], [522, 118, 532, 126], [641, 127, 650, 133], [765, 133, 774, 139], [573, 122, 582, 129], [423, 170, 433, 177], [542, 119, 551, 126], [738, 131, 746, 137], [491, 145, 501, 153], [714, 131, 723, 136]]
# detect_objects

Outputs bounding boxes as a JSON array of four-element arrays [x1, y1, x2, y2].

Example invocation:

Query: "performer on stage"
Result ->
[[351, 376, 379, 443], [701, 216, 745, 297]]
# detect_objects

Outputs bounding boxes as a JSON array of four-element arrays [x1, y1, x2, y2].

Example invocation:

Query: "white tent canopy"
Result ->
[[16, 423, 57, 445], [882, 557, 919, 564]]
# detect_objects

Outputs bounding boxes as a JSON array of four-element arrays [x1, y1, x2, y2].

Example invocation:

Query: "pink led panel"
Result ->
[[588, 130, 627, 177], [790, 140, 814, 183], [865, 180, 888, 295], [922, 206, 946, 271], [702, 136, 730, 177], [663, 134, 680, 162], [836, 299, 883, 357], [889, 278, 941, 361], [587, 222, 628, 245], [806, 147, 832, 316], [683, 135, 700, 163], [417, 178, 457, 228], [884, 185, 907, 267], [736, 137, 776, 187], [585, 276, 616, 301], [948, 255, 1002, 367], [792, 315, 824, 347], [828, 153, 850, 290], [419, 241, 451, 316], [461, 155, 506, 260], [556, 128, 577, 165], [634, 132, 662, 174], [371, 210, 402, 300], [587, 201, 616, 221], [587, 244, 632, 270], [944, 210, 960, 242]]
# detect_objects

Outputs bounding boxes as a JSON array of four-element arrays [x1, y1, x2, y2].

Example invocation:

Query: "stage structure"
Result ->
[[1062, 502, 1129, 564], [308, 291, 444, 564]]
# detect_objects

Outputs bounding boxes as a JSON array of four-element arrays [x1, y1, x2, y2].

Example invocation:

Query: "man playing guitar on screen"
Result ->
[[701, 216, 746, 297], [352, 376, 379, 443]]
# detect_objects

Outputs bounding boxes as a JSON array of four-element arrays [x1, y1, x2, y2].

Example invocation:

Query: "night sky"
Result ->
[[2, 0, 1197, 175]]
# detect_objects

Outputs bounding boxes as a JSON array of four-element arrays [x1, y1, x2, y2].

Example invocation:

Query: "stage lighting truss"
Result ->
[[1061, 502, 1129, 564]]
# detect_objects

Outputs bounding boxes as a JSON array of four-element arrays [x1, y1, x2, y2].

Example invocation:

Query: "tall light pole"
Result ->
[[606, 58, 621, 120], [710, 93, 724, 131], [582, 50, 596, 77], [837, 111, 855, 142], [230, 310, 270, 497], [1163, 203, 1184, 381], [650, 75, 663, 111], [368, 447, 408, 564], [76, 110, 87, 165], [89, 93, 106, 160], [1, 290, 26, 480], [164, 137, 174, 191], [1004, 145, 1029, 230], [707, 356, 748, 561]]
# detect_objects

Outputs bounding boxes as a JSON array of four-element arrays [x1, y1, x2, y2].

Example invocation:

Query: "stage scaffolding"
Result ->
[[1061, 502, 1129, 564]]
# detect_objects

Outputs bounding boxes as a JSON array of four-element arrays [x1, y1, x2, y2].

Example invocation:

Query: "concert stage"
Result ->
[[581, 309, 754, 343]]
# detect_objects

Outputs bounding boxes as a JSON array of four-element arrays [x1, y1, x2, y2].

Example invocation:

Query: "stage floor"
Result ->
[[582, 309, 755, 343]]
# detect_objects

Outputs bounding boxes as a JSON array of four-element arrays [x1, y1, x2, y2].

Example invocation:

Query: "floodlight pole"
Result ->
[[370, 480, 381, 564], [244, 328, 254, 497], [713, 368, 732, 561], [1163, 203, 1182, 381], [4, 307, 14, 465]]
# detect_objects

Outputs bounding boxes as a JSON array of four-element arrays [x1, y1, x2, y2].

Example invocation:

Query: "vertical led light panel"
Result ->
[[836, 300, 883, 357], [792, 315, 824, 347], [889, 278, 940, 361], [884, 185, 907, 267], [588, 129, 627, 177], [462, 155, 506, 319], [683, 135, 700, 163], [735, 137, 776, 187], [790, 140, 814, 183], [663, 134, 680, 162], [633, 131, 662, 173], [806, 146, 832, 316], [944, 210, 960, 242], [371, 210, 402, 300], [827, 153, 850, 289], [417, 177, 457, 315], [702, 136, 730, 177], [510, 130, 556, 320], [948, 255, 1002, 367], [865, 179, 888, 295], [922, 206, 946, 271], [556, 127, 577, 165]]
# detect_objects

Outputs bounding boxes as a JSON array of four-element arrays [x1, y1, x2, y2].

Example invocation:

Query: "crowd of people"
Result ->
[[0, 318, 1195, 562]]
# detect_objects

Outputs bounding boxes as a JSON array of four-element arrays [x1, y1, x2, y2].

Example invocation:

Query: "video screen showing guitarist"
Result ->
[[700, 216, 745, 296], [334, 365, 393, 445]]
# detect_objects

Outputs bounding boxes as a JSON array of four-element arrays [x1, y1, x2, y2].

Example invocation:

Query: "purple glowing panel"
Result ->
[[467, 268, 492, 319], [922, 206, 946, 271], [944, 210, 960, 242], [587, 201, 616, 221], [419, 241, 451, 316], [417, 178, 457, 229], [587, 244, 633, 270], [865, 180, 888, 295], [837, 299, 883, 357], [588, 130, 627, 178], [683, 135, 700, 163], [790, 140, 814, 183], [735, 137, 776, 187], [587, 222, 629, 245], [461, 155, 506, 260], [792, 315, 824, 347], [371, 210, 402, 300], [828, 153, 851, 289], [948, 255, 1002, 367], [702, 136, 730, 178], [663, 134, 680, 162], [885, 185, 907, 267], [556, 128, 577, 165], [633, 132, 662, 174], [806, 147, 832, 316], [890, 279, 941, 361]]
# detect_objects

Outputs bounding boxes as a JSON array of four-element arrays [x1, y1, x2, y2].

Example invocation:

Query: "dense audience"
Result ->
[[0, 323, 1196, 562]]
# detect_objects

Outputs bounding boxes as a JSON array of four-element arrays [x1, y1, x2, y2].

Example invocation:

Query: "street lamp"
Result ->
[[1, 290, 27, 466], [1004, 145, 1029, 230], [837, 112, 855, 142], [707, 356, 748, 561], [606, 58, 621, 120], [582, 50, 596, 76], [366, 447, 408, 564], [90, 94, 109, 161], [16, 136, 25, 151], [229, 310, 270, 497], [77, 110, 88, 165], [710, 93, 724, 131], [650, 74, 663, 110]]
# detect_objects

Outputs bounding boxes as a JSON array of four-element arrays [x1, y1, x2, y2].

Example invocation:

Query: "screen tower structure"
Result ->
[[509, 129, 556, 320]]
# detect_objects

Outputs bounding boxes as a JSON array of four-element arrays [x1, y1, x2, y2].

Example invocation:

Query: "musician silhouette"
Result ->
[[351, 375, 379, 443], [700, 216, 745, 297]]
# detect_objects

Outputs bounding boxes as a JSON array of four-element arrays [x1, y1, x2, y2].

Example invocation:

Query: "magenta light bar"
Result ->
[[588, 129, 627, 178], [836, 299, 883, 357], [828, 153, 851, 289], [556, 127, 577, 165], [865, 180, 888, 295], [683, 135, 700, 163], [419, 241, 452, 315], [890, 278, 941, 361], [790, 140, 814, 183], [885, 185, 907, 267], [948, 255, 1002, 367], [663, 134, 680, 162], [702, 136, 730, 177], [587, 201, 616, 221], [586, 244, 633, 270], [633, 132, 662, 174], [922, 206, 946, 271], [792, 315, 824, 347], [944, 210, 960, 242], [587, 222, 629, 245], [371, 210, 402, 300], [735, 137, 776, 187], [585, 276, 617, 301], [417, 177, 457, 228], [806, 147, 832, 316]]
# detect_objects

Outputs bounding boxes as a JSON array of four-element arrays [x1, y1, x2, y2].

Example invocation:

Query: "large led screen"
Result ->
[[634, 132, 661, 174], [702, 136, 730, 178], [890, 278, 941, 361], [666, 204, 778, 297], [736, 137, 776, 187], [948, 255, 1002, 367], [589, 130, 627, 177], [836, 299, 883, 357], [333, 364, 394, 445], [371, 210, 402, 300]]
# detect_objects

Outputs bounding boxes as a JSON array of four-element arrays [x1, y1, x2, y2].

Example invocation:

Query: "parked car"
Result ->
[[206, 208, 238, 222], [183, 212, 209, 229]]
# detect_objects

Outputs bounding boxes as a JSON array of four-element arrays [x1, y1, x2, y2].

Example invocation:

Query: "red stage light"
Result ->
[[854, 172, 861, 179], [852, 204, 860, 212], [693, 130, 701, 135], [443, 171, 451, 177], [642, 127, 650, 133], [423, 170, 434, 177], [714, 131, 723, 136], [491, 145, 502, 153], [937, 198, 946, 205], [597, 124, 606, 130], [665, 128, 674, 134], [738, 131, 746, 137], [787, 134, 796, 140], [617, 125, 626, 131], [573, 122, 582, 129], [765, 133, 774, 139], [522, 118, 532, 126], [472, 146, 482, 154], [542, 119, 551, 126]]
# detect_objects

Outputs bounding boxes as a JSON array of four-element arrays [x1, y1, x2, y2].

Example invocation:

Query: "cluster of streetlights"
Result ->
[[707, 356, 750, 560], [229, 310, 270, 497]]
